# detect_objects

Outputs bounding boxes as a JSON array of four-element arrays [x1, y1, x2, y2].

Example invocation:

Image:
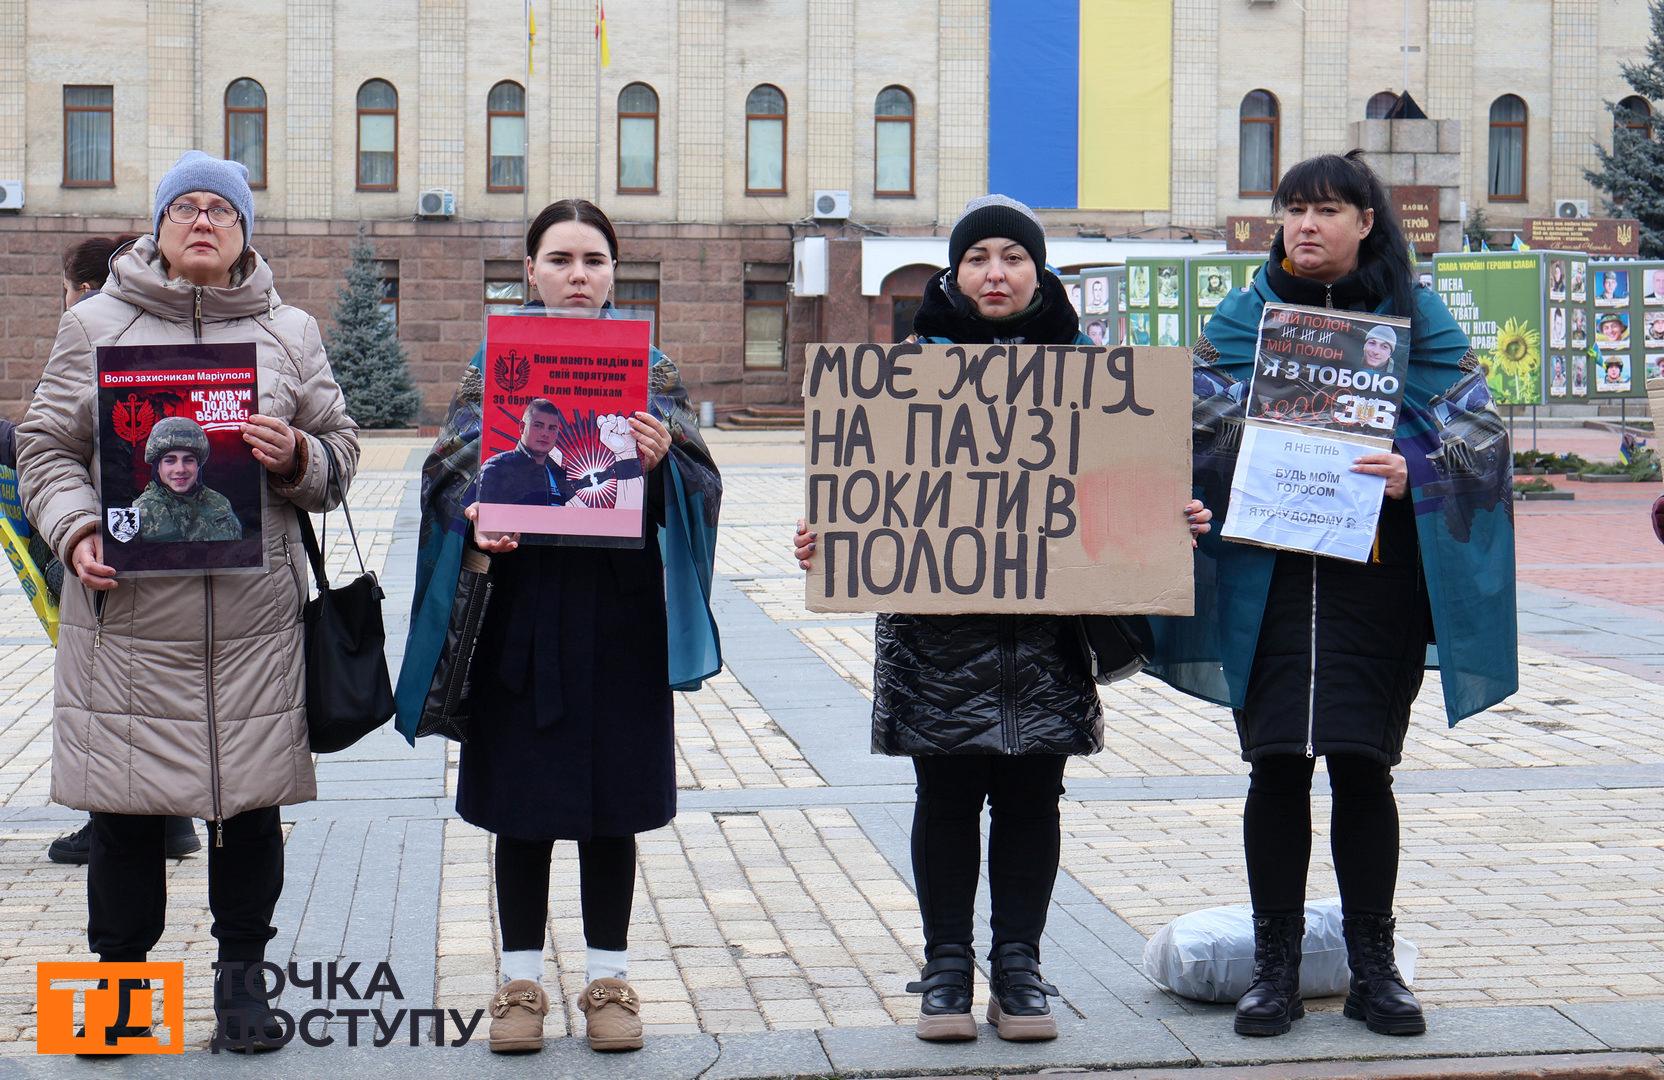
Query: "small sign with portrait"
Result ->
[[95, 343, 265, 575], [477, 310, 653, 547]]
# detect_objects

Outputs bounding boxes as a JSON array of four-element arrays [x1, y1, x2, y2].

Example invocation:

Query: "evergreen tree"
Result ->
[[1463, 205, 1495, 251], [1585, 0, 1664, 257], [325, 228, 421, 428]]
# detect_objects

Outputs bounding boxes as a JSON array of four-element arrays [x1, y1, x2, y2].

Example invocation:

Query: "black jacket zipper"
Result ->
[[999, 617, 1019, 753]]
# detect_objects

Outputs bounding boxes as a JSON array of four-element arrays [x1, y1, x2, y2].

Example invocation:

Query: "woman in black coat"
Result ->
[[458, 200, 696, 1055], [796, 195, 1211, 1043]]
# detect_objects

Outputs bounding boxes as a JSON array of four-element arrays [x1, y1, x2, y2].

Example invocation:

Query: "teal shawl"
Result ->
[[1145, 269, 1517, 726], [393, 333, 722, 744]]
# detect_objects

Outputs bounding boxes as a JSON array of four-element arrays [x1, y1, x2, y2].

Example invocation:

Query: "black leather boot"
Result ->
[[213, 964, 288, 1053], [1343, 914, 1426, 1035], [904, 944, 976, 1041], [1233, 913, 1305, 1036], [985, 942, 1058, 1041]]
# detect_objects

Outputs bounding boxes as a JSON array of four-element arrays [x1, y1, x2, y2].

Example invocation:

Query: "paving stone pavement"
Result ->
[[3, 429, 1662, 1076]]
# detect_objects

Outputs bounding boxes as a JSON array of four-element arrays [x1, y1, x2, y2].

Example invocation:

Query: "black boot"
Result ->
[[1234, 914, 1305, 1036], [213, 964, 288, 1053], [164, 817, 202, 858], [1343, 914, 1425, 1035], [904, 944, 975, 1042], [985, 942, 1058, 1041]]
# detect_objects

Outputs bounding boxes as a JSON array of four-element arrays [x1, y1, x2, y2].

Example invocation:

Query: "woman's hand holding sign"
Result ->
[[243, 414, 298, 476], [1186, 499, 1213, 547], [630, 411, 671, 471], [71, 530, 119, 591], [1351, 452, 1408, 499], [466, 503, 519, 554]]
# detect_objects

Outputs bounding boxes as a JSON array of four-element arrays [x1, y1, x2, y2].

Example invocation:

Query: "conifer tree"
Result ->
[[325, 228, 421, 428], [1586, 0, 1664, 256]]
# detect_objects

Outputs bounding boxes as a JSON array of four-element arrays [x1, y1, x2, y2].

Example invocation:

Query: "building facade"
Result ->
[[0, 0, 1653, 423]]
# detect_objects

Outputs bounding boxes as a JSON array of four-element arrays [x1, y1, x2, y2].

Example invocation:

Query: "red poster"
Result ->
[[477, 312, 653, 545], [96, 343, 265, 575]]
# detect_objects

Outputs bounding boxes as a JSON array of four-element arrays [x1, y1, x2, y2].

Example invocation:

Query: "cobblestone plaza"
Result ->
[[0, 429, 1659, 1074]]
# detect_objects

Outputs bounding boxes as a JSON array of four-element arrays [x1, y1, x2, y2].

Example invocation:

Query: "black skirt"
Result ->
[[455, 528, 675, 841], [1235, 496, 1430, 765]]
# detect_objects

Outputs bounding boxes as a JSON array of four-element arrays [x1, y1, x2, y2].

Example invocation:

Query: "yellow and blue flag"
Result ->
[[990, 1, 1170, 211]]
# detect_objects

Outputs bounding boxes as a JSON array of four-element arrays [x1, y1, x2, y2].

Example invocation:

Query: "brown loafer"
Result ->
[[578, 977, 643, 1052], [487, 979, 548, 1053]]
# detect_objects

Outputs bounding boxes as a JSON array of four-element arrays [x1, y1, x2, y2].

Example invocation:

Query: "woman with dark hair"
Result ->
[[395, 199, 722, 1055], [1149, 150, 1516, 1038], [794, 195, 1211, 1043]]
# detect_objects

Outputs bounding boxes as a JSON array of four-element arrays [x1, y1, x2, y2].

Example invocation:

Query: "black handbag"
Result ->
[[1075, 614, 1153, 685], [413, 545, 493, 743], [297, 446, 394, 753]]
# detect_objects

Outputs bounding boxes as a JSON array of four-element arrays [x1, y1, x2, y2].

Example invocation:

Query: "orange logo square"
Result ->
[[36, 962, 185, 1055]]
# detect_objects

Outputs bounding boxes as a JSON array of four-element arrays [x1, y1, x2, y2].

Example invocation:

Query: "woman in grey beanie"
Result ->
[[18, 150, 359, 1053], [794, 195, 1211, 1043]]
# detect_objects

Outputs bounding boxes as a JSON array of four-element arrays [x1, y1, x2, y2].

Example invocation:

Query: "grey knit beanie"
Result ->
[[948, 194, 1046, 271], [153, 151, 254, 250]]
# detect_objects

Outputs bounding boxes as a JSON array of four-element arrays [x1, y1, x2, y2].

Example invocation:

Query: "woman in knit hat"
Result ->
[[794, 195, 1211, 1043], [19, 150, 358, 1053]]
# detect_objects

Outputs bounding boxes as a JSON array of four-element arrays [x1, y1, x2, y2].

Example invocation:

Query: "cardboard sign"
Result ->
[[1221, 305, 1409, 563], [1524, 217, 1642, 256], [802, 342, 1194, 615], [477, 312, 652, 545], [96, 344, 265, 575]]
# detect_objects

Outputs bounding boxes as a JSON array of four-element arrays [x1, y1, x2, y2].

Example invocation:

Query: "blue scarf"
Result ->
[[1144, 263, 1517, 726]]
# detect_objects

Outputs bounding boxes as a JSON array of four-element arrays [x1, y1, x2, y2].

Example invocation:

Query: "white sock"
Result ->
[[500, 949, 543, 985], [586, 947, 628, 983]]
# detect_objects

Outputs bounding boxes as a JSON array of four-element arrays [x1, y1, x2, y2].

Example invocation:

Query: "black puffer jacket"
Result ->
[[871, 269, 1103, 757]]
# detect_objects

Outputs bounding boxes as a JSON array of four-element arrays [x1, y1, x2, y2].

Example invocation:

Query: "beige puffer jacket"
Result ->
[[18, 237, 359, 830]]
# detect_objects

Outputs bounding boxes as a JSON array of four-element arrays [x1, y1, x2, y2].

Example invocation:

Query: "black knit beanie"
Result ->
[[948, 194, 1047, 271]]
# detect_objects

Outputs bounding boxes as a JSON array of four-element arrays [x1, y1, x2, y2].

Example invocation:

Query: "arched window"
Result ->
[[874, 85, 915, 197], [745, 84, 787, 195], [225, 79, 267, 188], [1487, 94, 1527, 201], [617, 83, 659, 193], [1617, 95, 1653, 142], [1365, 91, 1398, 120], [356, 79, 398, 191], [1239, 90, 1279, 197], [487, 81, 526, 192]]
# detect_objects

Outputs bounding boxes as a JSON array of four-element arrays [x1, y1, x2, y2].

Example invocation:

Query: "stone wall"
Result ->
[[0, 216, 826, 427], [1352, 118, 1464, 254]]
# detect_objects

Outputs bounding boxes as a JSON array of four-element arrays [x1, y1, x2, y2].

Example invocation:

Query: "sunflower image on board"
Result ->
[[1483, 317, 1541, 405]]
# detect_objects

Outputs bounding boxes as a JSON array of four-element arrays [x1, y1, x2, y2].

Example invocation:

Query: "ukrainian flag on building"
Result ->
[[989, 1, 1172, 211]]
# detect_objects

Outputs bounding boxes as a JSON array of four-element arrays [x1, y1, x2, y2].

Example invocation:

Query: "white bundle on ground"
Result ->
[[1141, 898, 1418, 1003]]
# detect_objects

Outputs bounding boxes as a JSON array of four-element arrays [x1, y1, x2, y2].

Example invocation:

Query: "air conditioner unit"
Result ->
[[0, 180, 23, 211], [812, 189, 851, 220], [417, 188, 456, 218], [792, 236, 828, 297], [1555, 198, 1590, 220]]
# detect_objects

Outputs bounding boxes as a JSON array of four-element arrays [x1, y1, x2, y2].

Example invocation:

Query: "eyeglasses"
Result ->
[[165, 202, 241, 228]]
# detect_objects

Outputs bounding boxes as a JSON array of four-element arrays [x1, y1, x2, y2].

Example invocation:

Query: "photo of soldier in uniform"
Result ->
[[1572, 354, 1588, 396], [1156, 266, 1180, 308], [1128, 266, 1151, 308], [1571, 307, 1588, 348], [1084, 275, 1110, 315], [1598, 354, 1631, 394], [1157, 313, 1182, 347], [1548, 259, 1566, 301], [1570, 261, 1587, 301], [1128, 313, 1152, 345], [1363, 325, 1399, 372], [1644, 312, 1664, 348], [1549, 355, 1568, 397], [1549, 307, 1566, 349], [1195, 266, 1232, 308], [1596, 269, 1629, 308], [130, 417, 243, 543], [1598, 312, 1630, 349], [1647, 354, 1663, 383]]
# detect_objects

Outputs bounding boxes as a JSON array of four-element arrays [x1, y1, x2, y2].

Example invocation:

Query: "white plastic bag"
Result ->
[[1141, 898, 1418, 1003]]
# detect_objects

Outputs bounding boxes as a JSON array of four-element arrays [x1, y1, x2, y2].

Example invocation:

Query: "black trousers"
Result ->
[[1243, 754, 1399, 918], [495, 834, 636, 953], [910, 754, 1067, 959], [87, 807, 282, 964]]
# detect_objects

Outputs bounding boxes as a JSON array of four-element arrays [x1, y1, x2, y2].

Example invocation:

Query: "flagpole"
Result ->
[[594, 2, 602, 201], [524, 0, 534, 297]]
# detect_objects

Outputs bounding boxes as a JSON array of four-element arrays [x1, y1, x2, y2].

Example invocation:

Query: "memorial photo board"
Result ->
[[802, 342, 1195, 615], [477, 310, 653, 545], [1586, 259, 1663, 401], [95, 343, 265, 576], [1433, 251, 1587, 406]]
